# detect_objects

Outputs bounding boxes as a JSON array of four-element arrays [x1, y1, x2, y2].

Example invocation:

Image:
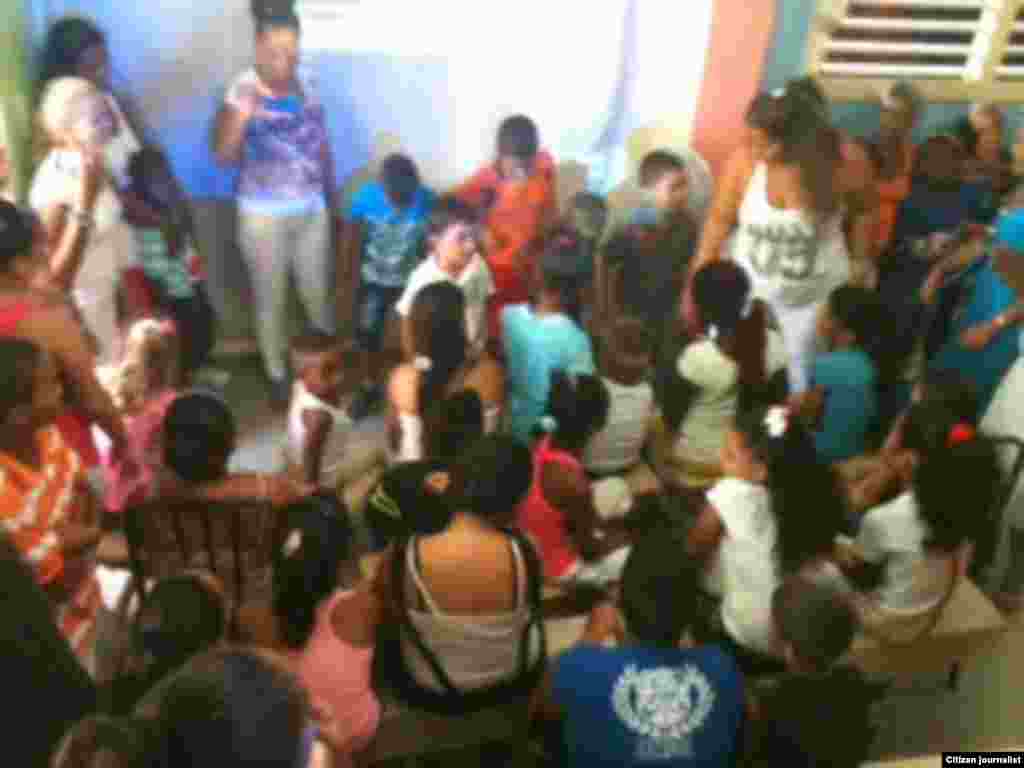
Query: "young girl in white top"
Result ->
[[845, 399, 1001, 623], [661, 261, 782, 489], [686, 405, 849, 672], [286, 333, 383, 492]]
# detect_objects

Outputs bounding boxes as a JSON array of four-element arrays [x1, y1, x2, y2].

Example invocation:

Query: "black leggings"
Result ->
[[166, 286, 216, 376]]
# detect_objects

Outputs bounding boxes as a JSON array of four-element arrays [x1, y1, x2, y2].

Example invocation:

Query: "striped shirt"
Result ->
[[0, 427, 101, 661]]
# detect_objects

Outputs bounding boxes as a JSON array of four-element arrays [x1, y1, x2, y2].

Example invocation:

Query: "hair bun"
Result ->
[[251, 0, 296, 19], [948, 422, 976, 448]]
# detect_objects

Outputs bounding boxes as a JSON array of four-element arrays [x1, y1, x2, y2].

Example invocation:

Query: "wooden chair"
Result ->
[[123, 496, 283, 639]]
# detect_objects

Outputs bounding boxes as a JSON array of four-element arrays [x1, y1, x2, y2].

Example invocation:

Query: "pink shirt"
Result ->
[[297, 590, 380, 763], [517, 437, 586, 581], [103, 390, 178, 514]]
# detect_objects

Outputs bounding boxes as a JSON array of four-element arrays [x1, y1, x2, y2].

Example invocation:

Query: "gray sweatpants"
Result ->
[[238, 207, 335, 381]]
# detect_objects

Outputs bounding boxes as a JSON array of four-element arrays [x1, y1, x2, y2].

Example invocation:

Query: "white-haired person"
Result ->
[[31, 76, 150, 365]]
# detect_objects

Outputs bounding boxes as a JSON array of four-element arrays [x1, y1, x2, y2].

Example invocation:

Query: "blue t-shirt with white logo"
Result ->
[[349, 181, 436, 288], [553, 644, 745, 768]]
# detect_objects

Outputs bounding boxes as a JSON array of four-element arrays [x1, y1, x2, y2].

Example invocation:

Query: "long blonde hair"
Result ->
[[98, 317, 180, 412]]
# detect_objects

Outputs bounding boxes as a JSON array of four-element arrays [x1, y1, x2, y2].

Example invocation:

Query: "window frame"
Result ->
[[806, 0, 1024, 103]]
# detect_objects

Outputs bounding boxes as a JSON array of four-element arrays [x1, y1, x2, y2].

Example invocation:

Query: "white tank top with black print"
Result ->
[[730, 164, 850, 308]]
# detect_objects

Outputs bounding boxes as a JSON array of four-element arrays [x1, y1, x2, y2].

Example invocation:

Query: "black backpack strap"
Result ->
[[390, 536, 462, 696]]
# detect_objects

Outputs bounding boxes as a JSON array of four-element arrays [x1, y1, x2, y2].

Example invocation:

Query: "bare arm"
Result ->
[[212, 101, 253, 168], [541, 462, 603, 562], [38, 148, 103, 293], [841, 141, 881, 289], [690, 147, 754, 274], [685, 502, 725, 561], [400, 314, 415, 362]]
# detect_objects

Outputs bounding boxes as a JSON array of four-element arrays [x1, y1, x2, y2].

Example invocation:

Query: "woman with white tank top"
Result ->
[[687, 86, 850, 393]]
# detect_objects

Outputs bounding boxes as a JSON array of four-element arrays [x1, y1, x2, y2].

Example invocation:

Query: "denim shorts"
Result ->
[[357, 282, 403, 352]]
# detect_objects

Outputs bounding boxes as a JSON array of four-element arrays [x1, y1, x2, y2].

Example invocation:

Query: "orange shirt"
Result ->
[[453, 150, 558, 272], [0, 426, 100, 661], [876, 143, 916, 250]]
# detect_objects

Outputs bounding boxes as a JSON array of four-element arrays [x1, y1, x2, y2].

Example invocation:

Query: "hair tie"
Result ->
[[282, 529, 302, 558], [540, 415, 558, 433], [948, 423, 976, 448], [706, 324, 719, 341], [771, 86, 786, 99], [413, 356, 433, 372], [764, 406, 790, 439], [741, 294, 755, 320]]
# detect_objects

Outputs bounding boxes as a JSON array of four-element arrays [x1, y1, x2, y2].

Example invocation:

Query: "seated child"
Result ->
[[453, 114, 558, 343], [750, 577, 878, 768], [286, 332, 380, 490], [840, 368, 977, 515], [502, 240, 595, 445], [518, 371, 630, 586], [395, 197, 494, 359], [0, 338, 104, 668], [791, 285, 883, 464], [653, 261, 780, 490], [544, 192, 609, 329], [345, 153, 436, 420], [107, 569, 227, 715], [841, 400, 1001, 624], [583, 317, 655, 476], [536, 529, 747, 768], [126, 148, 216, 379], [686, 406, 848, 674], [601, 149, 696, 352], [273, 494, 380, 766], [96, 316, 181, 516], [365, 390, 484, 550]]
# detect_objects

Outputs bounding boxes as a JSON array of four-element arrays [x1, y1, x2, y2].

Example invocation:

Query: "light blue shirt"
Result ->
[[811, 349, 877, 464], [501, 304, 595, 443], [349, 182, 436, 287]]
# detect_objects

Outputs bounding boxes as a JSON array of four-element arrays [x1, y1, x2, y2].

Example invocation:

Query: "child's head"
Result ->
[[912, 368, 978, 420], [379, 153, 421, 209], [542, 371, 610, 453], [818, 284, 882, 353], [163, 391, 236, 486], [878, 80, 923, 140], [56, 648, 310, 768], [496, 114, 540, 180], [0, 338, 63, 433], [638, 150, 689, 214], [291, 331, 349, 405], [127, 148, 176, 214], [537, 234, 586, 322], [427, 196, 479, 278], [131, 570, 227, 690], [604, 317, 653, 383], [727, 406, 847, 571], [621, 528, 700, 648], [913, 425, 1001, 554], [449, 434, 533, 528], [772, 576, 857, 675], [570, 192, 609, 241], [691, 260, 752, 340], [111, 317, 180, 411], [424, 390, 485, 462], [273, 493, 354, 649]]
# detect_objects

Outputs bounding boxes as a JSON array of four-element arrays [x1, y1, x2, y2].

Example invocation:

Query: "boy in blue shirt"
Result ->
[[536, 530, 747, 768], [793, 285, 882, 464], [344, 154, 436, 419]]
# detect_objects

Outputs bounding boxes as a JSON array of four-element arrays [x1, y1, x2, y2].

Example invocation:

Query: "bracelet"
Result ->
[[995, 313, 1009, 330]]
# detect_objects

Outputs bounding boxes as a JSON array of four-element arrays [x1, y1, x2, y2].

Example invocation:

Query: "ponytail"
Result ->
[[736, 406, 847, 573]]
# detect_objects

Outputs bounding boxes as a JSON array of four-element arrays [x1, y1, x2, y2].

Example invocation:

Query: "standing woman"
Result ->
[[687, 85, 847, 393], [213, 3, 337, 407], [874, 81, 922, 257]]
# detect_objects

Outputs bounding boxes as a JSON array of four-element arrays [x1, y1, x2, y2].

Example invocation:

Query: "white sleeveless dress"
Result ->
[[730, 164, 850, 392]]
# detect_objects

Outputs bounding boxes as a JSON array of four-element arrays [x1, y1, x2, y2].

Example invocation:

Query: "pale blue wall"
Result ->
[[762, 0, 1022, 142]]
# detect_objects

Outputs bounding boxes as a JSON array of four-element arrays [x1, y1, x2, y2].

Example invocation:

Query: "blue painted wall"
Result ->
[[762, 0, 1021, 142]]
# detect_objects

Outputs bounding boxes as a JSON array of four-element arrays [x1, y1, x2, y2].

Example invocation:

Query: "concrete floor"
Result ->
[[217, 355, 1024, 763]]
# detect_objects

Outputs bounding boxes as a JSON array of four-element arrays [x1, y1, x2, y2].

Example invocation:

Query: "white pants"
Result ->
[[74, 285, 120, 366], [238, 207, 335, 381], [766, 298, 823, 394]]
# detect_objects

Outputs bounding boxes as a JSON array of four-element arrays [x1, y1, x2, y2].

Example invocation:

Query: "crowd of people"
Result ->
[[4, 2, 1024, 767]]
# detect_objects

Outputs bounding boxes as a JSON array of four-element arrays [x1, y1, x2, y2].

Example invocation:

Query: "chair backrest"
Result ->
[[124, 496, 282, 639]]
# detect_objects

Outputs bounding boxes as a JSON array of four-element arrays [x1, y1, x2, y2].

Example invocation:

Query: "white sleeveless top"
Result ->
[[402, 537, 542, 692], [730, 164, 849, 308], [286, 382, 353, 486]]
